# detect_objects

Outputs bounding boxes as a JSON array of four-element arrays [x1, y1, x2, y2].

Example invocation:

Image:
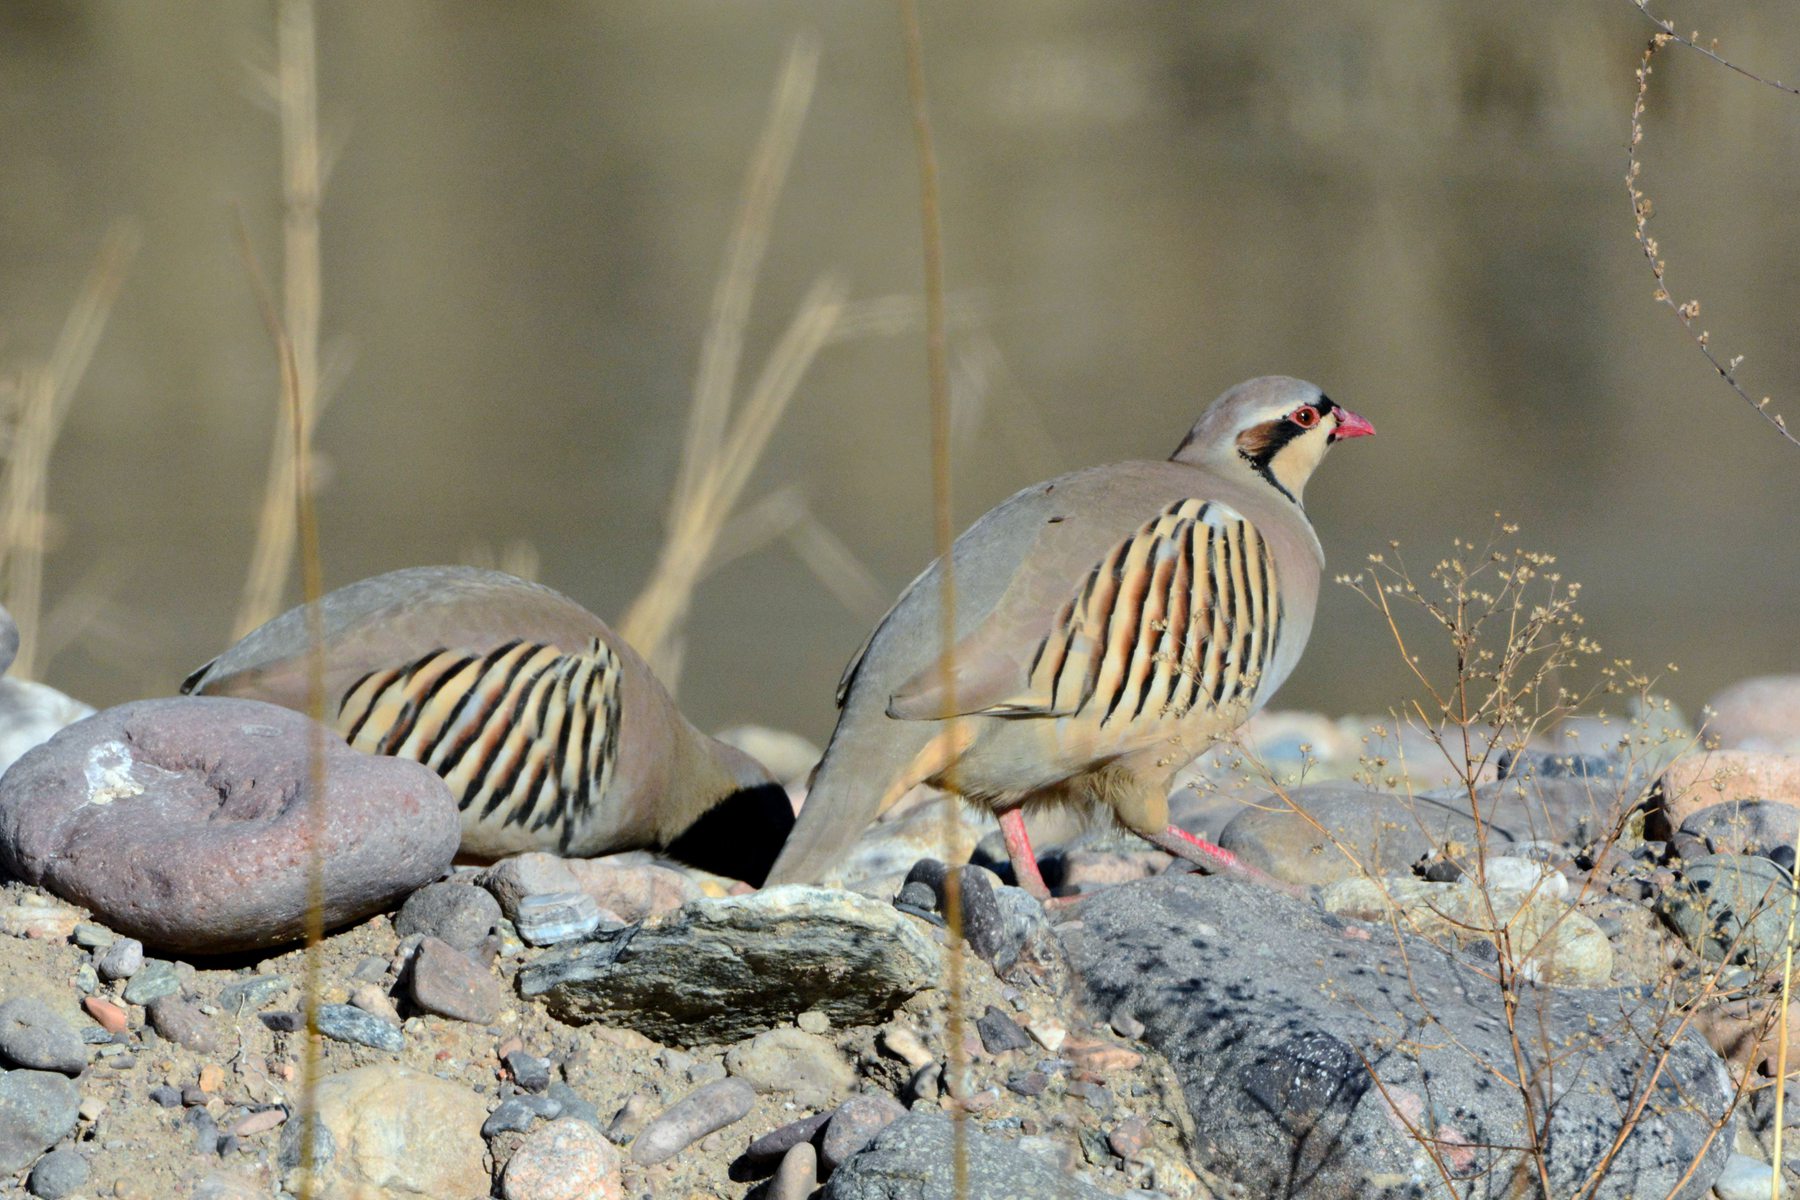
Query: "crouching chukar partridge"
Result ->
[[182, 567, 793, 884], [764, 376, 1373, 897]]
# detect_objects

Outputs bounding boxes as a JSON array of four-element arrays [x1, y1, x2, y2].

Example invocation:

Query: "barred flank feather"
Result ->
[[1026, 499, 1282, 727], [337, 637, 623, 853]]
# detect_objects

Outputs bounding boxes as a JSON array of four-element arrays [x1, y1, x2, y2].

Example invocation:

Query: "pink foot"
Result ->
[[1147, 825, 1306, 898], [1000, 807, 1052, 902]]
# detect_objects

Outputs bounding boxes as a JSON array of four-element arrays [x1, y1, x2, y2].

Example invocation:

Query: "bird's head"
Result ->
[[1171, 375, 1373, 506]]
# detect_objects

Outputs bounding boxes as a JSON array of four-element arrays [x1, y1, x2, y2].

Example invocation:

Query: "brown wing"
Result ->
[[887, 499, 1284, 725]]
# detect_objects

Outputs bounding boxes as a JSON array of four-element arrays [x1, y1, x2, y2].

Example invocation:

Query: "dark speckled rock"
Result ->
[[822, 1113, 1111, 1199], [1062, 874, 1735, 1200], [0, 698, 460, 954]]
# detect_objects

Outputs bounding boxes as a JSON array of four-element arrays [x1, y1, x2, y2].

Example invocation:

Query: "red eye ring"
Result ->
[[1290, 405, 1320, 429]]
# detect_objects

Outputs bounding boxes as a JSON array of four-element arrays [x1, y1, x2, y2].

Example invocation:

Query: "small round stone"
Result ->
[[394, 882, 501, 953], [27, 1147, 88, 1199], [0, 997, 87, 1076], [502, 1117, 621, 1200], [95, 937, 144, 981]]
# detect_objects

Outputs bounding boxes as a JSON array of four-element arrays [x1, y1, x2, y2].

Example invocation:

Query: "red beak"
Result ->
[[1331, 407, 1375, 441]]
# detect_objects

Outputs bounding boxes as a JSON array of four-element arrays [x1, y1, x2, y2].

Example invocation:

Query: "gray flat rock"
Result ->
[[822, 1112, 1111, 1199], [521, 886, 940, 1047], [1063, 874, 1735, 1200]]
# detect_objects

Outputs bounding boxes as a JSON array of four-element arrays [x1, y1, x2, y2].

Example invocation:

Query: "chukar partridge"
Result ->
[[182, 567, 793, 884], [764, 376, 1373, 897]]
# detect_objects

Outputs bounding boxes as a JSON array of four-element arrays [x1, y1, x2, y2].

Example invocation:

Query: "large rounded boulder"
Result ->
[[0, 697, 460, 954]]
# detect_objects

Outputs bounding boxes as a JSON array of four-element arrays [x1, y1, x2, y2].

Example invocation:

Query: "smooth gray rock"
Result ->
[[822, 1112, 1111, 1199], [0, 999, 85, 1076], [121, 958, 181, 1005], [217, 974, 291, 1014], [0, 697, 460, 954], [94, 937, 143, 981], [26, 1146, 87, 1199], [1658, 853, 1796, 970], [0, 1070, 80, 1174], [521, 887, 939, 1047], [146, 996, 226, 1056], [315, 1004, 404, 1053], [394, 882, 500, 953], [1676, 799, 1800, 862], [724, 1027, 855, 1109], [1218, 784, 1494, 886], [629, 1078, 754, 1165], [512, 891, 605, 946], [1064, 874, 1735, 1200], [818, 1094, 906, 1174]]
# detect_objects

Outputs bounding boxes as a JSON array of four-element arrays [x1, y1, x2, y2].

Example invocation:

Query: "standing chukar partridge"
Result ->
[[182, 567, 793, 884], [764, 376, 1373, 897]]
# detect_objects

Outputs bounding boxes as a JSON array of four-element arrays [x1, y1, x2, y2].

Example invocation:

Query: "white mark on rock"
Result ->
[[83, 740, 143, 805]]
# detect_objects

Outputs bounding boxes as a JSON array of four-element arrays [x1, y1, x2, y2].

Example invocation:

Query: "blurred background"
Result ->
[[1, 1, 1797, 743]]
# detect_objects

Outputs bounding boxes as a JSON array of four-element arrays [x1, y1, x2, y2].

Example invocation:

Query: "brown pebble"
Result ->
[[502, 1117, 622, 1200], [232, 1108, 287, 1137], [197, 1063, 225, 1094], [630, 1078, 756, 1166], [818, 1093, 906, 1173], [1064, 1035, 1142, 1073], [408, 936, 507, 1024], [1108, 1115, 1151, 1161], [745, 1111, 833, 1164], [770, 1141, 818, 1200], [84, 996, 128, 1034], [147, 996, 227, 1056]]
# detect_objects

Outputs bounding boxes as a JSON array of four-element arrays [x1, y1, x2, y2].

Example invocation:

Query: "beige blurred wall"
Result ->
[[2, 2, 1797, 740]]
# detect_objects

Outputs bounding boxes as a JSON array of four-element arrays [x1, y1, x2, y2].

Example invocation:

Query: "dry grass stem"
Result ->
[[1625, 8, 1800, 450], [235, 0, 330, 636], [0, 221, 139, 679], [619, 38, 852, 690]]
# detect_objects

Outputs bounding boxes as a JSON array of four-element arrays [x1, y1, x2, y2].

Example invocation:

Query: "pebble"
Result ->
[[1108, 1115, 1152, 1161], [120, 959, 180, 1005], [1660, 751, 1800, 828], [315, 1004, 404, 1052], [394, 881, 502, 952], [71, 965, 96, 996], [901, 859, 1006, 965], [0, 895, 84, 941], [975, 1005, 1031, 1054], [562, 857, 703, 923], [796, 1010, 831, 1035], [94, 937, 143, 980], [259, 1011, 304, 1034], [0, 1069, 81, 1173], [818, 1093, 907, 1173], [149, 1085, 182, 1108], [231, 1108, 286, 1137], [198, 1063, 225, 1093], [216, 974, 290, 1014], [770, 1141, 817, 1200], [482, 853, 586, 917], [483, 1095, 550, 1137], [348, 982, 401, 1026], [905, 1062, 942, 1104], [0, 697, 461, 954], [0, 998, 87, 1075], [522, 887, 940, 1046], [513, 892, 605, 946], [190, 1173, 262, 1200], [1006, 1069, 1049, 1097], [1026, 1020, 1067, 1052], [506, 1051, 553, 1093], [605, 1092, 654, 1143], [146, 996, 226, 1056], [1705, 677, 1800, 754], [1110, 1010, 1146, 1040], [1064, 1035, 1143, 1073], [1713, 1153, 1778, 1200], [71, 924, 114, 950], [501, 1116, 622, 1200], [408, 936, 508, 1024], [745, 1111, 833, 1164], [546, 1081, 600, 1128], [26, 1146, 88, 1199], [877, 1024, 935, 1071], [724, 1027, 855, 1108], [629, 1078, 755, 1165], [276, 1064, 486, 1199]]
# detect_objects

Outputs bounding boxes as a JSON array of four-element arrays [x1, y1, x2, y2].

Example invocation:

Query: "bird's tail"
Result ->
[[762, 711, 942, 887]]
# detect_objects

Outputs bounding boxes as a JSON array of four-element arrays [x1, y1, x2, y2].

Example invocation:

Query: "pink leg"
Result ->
[[1148, 825, 1306, 899], [999, 807, 1052, 901]]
